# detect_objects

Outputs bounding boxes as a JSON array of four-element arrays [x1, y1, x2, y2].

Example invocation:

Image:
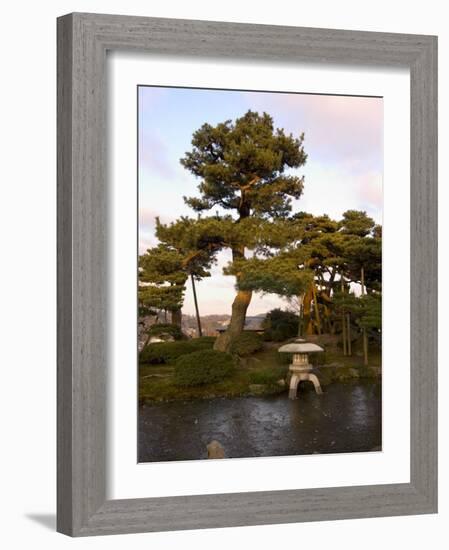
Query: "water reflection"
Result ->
[[138, 382, 382, 462]]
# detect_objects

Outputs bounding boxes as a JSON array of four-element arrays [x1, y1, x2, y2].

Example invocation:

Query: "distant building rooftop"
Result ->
[[216, 316, 265, 333]]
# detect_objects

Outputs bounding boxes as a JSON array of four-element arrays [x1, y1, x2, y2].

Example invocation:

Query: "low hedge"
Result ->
[[229, 332, 263, 357], [139, 338, 214, 364], [195, 336, 217, 345], [147, 323, 184, 341], [248, 366, 288, 385], [174, 349, 236, 387]]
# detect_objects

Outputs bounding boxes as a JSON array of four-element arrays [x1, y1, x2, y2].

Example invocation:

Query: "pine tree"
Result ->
[[155, 216, 222, 337], [181, 110, 307, 351], [342, 224, 381, 365], [138, 244, 187, 326], [241, 210, 383, 346]]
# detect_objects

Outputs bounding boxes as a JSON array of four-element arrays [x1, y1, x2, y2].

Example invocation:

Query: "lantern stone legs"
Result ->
[[288, 366, 323, 400]]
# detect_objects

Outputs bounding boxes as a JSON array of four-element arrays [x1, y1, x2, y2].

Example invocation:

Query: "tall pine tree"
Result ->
[[181, 110, 307, 351]]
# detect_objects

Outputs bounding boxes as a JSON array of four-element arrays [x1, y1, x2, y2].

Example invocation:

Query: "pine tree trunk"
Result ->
[[341, 276, 347, 355], [171, 308, 182, 327], [342, 310, 347, 356], [312, 282, 322, 335], [214, 289, 252, 351], [346, 313, 352, 355], [303, 285, 313, 335], [363, 332, 368, 365], [142, 329, 152, 351], [361, 266, 368, 365], [190, 274, 202, 337], [297, 294, 304, 337], [214, 244, 252, 352]]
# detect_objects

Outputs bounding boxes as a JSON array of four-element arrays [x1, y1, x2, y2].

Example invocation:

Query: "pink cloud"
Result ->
[[298, 95, 382, 162], [356, 172, 383, 211], [251, 93, 383, 171], [139, 207, 159, 230], [139, 133, 177, 179], [138, 234, 157, 255]]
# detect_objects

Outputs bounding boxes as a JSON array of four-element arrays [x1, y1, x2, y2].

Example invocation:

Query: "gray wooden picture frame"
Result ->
[[57, 12, 438, 537]]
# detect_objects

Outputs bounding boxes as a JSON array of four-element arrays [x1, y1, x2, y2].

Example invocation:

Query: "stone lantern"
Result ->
[[278, 339, 324, 399]]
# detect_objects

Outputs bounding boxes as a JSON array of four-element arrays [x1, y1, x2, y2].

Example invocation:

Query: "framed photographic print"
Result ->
[[57, 13, 437, 536]]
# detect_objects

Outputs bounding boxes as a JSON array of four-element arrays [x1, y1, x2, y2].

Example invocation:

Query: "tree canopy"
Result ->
[[138, 244, 187, 325], [182, 110, 307, 220], [139, 109, 382, 363]]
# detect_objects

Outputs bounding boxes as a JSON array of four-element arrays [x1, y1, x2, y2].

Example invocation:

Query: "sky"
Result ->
[[138, 86, 383, 316]]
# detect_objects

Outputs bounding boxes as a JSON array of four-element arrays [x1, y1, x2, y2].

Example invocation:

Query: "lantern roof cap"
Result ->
[[278, 339, 324, 354]]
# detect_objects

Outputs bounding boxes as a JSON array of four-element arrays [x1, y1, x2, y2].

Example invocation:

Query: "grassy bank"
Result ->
[[139, 336, 381, 404]]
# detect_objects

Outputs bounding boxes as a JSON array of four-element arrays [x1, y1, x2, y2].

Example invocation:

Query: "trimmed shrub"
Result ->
[[194, 336, 217, 345], [229, 332, 263, 357], [147, 323, 184, 341], [263, 309, 299, 342], [139, 338, 214, 364], [173, 350, 236, 387], [248, 367, 288, 385]]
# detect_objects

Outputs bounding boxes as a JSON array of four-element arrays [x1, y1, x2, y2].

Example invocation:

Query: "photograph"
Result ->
[[0, 2, 439, 542], [137, 85, 383, 462]]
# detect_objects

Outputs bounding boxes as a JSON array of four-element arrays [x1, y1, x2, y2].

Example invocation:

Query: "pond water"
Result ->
[[138, 382, 381, 462]]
